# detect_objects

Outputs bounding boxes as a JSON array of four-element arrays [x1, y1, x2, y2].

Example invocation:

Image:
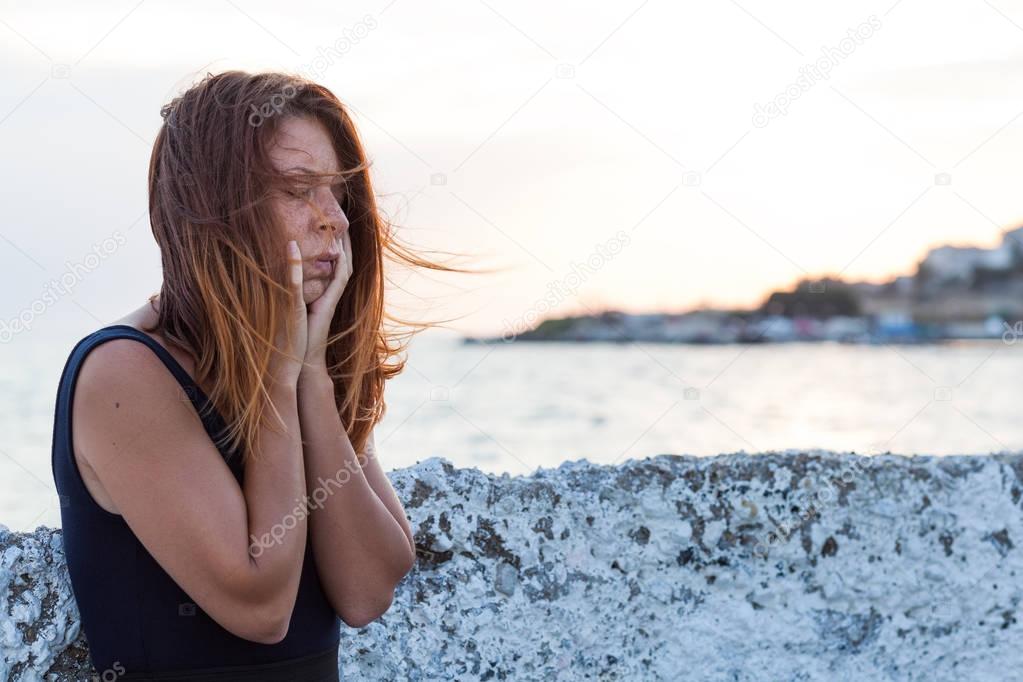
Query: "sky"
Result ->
[[2, 0, 1023, 338]]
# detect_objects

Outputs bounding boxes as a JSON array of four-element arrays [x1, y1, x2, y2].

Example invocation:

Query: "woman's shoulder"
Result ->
[[72, 298, 197, 425], [89, 298, 201, 383]]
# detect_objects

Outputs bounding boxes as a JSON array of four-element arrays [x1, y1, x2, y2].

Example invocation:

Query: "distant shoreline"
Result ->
[[462, 335, 1011, 346], [464, 310, 1017, 346]]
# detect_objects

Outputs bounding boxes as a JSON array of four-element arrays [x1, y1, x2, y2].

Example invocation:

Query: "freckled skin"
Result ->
[[267, 116, 350, 306]]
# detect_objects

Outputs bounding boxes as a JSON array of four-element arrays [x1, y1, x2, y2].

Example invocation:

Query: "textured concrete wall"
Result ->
[[3, 451, 1023, 681]]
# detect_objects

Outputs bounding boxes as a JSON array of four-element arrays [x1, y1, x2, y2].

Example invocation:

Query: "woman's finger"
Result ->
[[288, 240, 304, 303], [342, 229, 353, 279], [317, 233, 349, 303]]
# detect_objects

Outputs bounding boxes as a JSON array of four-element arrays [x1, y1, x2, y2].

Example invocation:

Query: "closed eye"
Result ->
[[330, 181, 347, 204], [286, 186, 314, 200], [284, 180, 347, 209]]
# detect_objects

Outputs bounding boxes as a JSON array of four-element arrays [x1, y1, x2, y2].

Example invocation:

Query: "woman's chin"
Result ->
[[302, 280, 327, 305]]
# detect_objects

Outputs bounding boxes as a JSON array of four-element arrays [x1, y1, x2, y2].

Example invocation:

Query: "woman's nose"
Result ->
[[319, 227, 342, 254], [320, 221, 345, 239], [321, 205, 348, 234]]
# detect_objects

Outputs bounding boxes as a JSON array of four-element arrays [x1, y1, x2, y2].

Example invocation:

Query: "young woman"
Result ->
[[51, 70, 453, 680]]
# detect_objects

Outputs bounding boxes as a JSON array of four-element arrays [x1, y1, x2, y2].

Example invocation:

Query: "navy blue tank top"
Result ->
[[51, 324, 341, 679]]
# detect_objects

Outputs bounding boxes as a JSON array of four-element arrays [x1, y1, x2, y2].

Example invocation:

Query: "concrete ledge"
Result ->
[[4, 451, 1022, 680]]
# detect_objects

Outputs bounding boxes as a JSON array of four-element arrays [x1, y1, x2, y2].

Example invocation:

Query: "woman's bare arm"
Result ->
[[296, 369, 416, 628], [356, 429, 415, 555], [75, 339, 308, 644]]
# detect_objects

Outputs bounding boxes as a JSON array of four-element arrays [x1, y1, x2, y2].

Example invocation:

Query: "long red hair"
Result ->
[[146, 69, 477, 462]]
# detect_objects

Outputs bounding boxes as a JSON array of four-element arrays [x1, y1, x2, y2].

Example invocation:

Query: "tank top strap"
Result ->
[[75, 325, 243, 471], [95, 325, 213, 415]]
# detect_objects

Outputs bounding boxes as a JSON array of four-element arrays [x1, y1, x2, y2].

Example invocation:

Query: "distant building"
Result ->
[[661, 311, 740, 343], [496, 226, 1023, 345], [919, 244, 1013, 285], [891, 275, 915, 296], [1002, 225, 1023, 252]]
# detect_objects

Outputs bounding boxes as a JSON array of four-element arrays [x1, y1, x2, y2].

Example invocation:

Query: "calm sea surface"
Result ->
[[3, 328, 1019, 531]]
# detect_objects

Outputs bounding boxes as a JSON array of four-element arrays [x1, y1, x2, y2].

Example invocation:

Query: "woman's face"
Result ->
[[268, 115, 350, 305]]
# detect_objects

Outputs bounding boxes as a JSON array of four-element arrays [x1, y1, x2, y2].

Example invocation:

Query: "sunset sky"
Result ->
[[2, 0, 1022, 337]]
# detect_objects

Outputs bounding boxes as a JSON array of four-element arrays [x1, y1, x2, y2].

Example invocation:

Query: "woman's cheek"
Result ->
[[281, 205, 300, 230], [272, 199, 304, 238]]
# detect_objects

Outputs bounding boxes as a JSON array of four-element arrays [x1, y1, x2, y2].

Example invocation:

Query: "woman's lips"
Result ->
[[313, 259, 333, 276]]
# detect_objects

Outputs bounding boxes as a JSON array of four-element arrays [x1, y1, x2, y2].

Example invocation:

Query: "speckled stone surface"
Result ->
[[4, 451, 1022, 681]]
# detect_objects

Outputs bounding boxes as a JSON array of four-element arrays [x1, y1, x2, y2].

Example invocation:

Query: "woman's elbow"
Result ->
[[248, 620, 290, 645], [336, 553, 413, 628], [339, 591, 396, 629], [232, 608, 291, 644], [398, 543, 416, 577]]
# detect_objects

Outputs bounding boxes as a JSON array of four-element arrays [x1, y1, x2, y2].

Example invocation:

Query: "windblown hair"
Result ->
[[146, 69, 473, 462]]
